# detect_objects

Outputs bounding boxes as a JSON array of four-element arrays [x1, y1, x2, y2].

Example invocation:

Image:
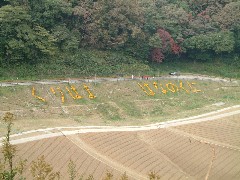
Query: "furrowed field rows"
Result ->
[[1, 111, 240, 179], [173, 114, 240, 147], [138, 128, 240, 180], [9, 136, 123, 179], [78, 132, 191, 179]]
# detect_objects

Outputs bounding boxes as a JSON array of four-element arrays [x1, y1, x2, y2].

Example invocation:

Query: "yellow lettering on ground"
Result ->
[[32, 87, 46, 102]]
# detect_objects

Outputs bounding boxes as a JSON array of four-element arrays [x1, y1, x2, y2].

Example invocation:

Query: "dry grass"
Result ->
[[0, 79, 239, 136]]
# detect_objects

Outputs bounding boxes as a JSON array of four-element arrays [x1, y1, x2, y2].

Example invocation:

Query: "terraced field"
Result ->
[[15, 136, 123, 179], [2, 106, 239, 180]]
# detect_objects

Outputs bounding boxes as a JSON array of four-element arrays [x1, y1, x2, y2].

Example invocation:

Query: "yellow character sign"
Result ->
[[138, 81, 201, 95], [31, 85, 96, 103]]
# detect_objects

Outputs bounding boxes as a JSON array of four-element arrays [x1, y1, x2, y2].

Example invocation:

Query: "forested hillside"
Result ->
[[0, 0, 239, 78]]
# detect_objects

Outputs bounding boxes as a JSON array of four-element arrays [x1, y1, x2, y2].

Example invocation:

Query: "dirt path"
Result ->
[[166, 127, 240, 151], [1, 75, 239, 179], [0, 74, 239, 87], [0, 105, 239, 179], [67, 134, 148, 180], [1, 105, 239, 146]]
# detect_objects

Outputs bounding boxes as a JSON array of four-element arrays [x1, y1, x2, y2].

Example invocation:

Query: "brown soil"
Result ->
[[1, 111, 240, 180]]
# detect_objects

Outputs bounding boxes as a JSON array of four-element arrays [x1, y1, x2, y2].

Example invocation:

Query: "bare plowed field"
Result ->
[[172, 114, 240, 148], [139, 128, 240, 180], [1, 111, 240, 179], [14, 136, 123, 179]]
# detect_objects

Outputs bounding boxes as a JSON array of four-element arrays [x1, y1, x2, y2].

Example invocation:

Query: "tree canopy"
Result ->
[[0, 0, 239, 64]]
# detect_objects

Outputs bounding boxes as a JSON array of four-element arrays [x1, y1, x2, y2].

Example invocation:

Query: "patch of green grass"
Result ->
[[118, 101, 142, 118], [97, 103, 122, 121], [1, 49, 240, 81], [148, 59, 240, 79], [223, 95, 239, 100], [149, 105, 164, 116], [0, 49, 150, 81]]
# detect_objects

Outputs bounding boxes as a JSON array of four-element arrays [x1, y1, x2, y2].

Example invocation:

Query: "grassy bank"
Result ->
[[0, 49, 240, 81], [0, 78, 239, 135]]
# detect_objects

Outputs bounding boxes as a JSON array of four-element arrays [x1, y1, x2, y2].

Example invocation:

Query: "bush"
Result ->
[[184, 31, 235, 59]]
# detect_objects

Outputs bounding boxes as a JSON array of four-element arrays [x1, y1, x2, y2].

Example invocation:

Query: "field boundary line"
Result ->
[[66, 134, 148, 180], [3, 105, 239, 139], [156, 108, 240, 128], [137, 134, 194, 179], [0, 74, 239, 87], [167, 128, 240, 152], [0, 106, 239, 146]]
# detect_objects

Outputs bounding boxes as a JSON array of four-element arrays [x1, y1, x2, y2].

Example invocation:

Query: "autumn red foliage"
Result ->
[[151, 29, 182, 63], [151, 48, 165, 63]]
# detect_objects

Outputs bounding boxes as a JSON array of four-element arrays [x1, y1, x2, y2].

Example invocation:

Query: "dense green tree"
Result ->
[[26, 0, 72, 28], [184, 30, 235, 61], [0, 5, 56, 64], [213, 1, 240, 30], [51, 25, 80, 52], [213, 1, 240, 52], [0, 0, 240, 65], [74, 0, 146, 49], [0, 0, 8, 7]]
